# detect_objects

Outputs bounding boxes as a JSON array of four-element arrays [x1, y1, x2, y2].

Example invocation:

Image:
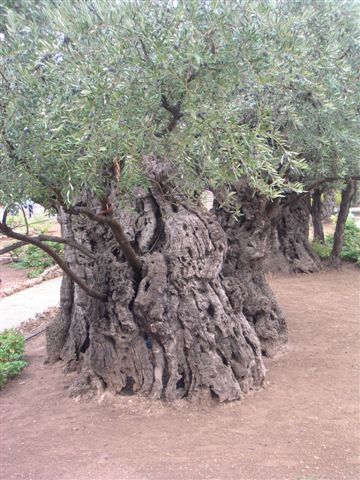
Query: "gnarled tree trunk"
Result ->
[[267, 194, 320, 274], [47, 180, 266, 402], [216, 187, 287, 357]]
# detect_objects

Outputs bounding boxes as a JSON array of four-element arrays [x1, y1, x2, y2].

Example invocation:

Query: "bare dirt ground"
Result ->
[[1, 264, 359, 480], [0, 265, 30, 291]]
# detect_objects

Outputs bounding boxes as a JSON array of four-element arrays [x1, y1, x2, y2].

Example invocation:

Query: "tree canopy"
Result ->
[[1, 0, 359, 211]]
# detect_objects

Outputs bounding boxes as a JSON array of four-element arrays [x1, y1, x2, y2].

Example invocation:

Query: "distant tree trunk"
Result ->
[[311, 189, 325, 242], [352, 183, 359, 206], [321, 190, 336, 221], [330, 180, 357, 267], [266, 194, 320, 274], [216, 186, 287, 357], [46, 167, 266, 402]]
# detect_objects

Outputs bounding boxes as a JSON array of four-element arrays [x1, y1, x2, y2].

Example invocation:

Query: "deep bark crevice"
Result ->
[[216, 186, 287, 357]]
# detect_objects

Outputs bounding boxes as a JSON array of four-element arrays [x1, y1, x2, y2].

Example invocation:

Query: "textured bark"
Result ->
[[330, 180, 356, 267], [267, 195, 320, 274], [47, 179, 266, 402], [311, 189, 325, 242], [216, 188, 287, 357], [321, 190, 336, 221]]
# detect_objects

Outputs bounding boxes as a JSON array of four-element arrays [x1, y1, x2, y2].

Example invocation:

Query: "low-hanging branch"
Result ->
[[0, 233, 96, 259], [0, 222, 106, 301]]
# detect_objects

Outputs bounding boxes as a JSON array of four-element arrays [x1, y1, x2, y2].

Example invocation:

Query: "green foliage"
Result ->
[[341, 217, 360, 263], [12, 242, 64, 277], [334, 191, 342, 207], [0, 330, 27, 387], [312, 238, 332, 259], [313, 217, 360, 263], [1, 0, 359, 210]]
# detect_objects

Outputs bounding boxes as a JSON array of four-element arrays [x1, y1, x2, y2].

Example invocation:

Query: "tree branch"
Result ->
[[51, 189, 142, 277], [155, 95, 183, 137], [2, 205, 12, 225], [283, 175, 360, 208], [304, 175, 360, 192], [64, 205, 142, 278], [0, 222, 106, 300], [0, 234, 96, 259], [155, 67, 200, 138], [138, 38, 149, 60], [19, 204, 29, 235]]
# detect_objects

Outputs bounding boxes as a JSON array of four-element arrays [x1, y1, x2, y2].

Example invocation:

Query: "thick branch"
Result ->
[[67, 206, 142, 277], [0, 234, 96, 259], [0, 223, 106, 300], [304, 175, 360, 193], [51, 189, 142, 277], [284, 176, 360, 208]]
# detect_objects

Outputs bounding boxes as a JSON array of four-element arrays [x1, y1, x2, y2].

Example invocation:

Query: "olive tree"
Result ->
[[0, 0, 358, 401]]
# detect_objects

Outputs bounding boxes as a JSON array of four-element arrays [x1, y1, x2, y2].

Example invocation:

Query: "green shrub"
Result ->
[[0, 330, 27, 386], [312, 238, 332, 259], [342, 217, 360, 262], [13, 242, 64, 278], [312, 217, 360, 264]]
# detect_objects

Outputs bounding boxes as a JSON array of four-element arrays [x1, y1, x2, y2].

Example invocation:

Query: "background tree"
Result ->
[[330, 179, 357, 267], [1, 0, 359, 401], [262, 0, 360, 273]]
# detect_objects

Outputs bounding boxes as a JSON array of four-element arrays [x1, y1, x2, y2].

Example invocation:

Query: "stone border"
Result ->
[[0, 265, 62, 299], [16, 306, 60, 339]]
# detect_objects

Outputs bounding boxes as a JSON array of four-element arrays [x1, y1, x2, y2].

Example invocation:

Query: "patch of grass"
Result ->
[[0, 330, 27, 387], [12, 242, 64, 278], [313, 216, 360, 264]]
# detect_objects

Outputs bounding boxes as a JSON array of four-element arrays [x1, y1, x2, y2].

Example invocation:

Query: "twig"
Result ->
[[19, 204, 29, 235]]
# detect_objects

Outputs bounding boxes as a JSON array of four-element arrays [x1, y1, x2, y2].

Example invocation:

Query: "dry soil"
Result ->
[[1, 264, 359, 480]]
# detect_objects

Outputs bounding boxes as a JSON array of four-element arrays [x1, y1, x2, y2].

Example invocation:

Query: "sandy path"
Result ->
[[0, 277, 61, 331], [1, 265, 359, 480]]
